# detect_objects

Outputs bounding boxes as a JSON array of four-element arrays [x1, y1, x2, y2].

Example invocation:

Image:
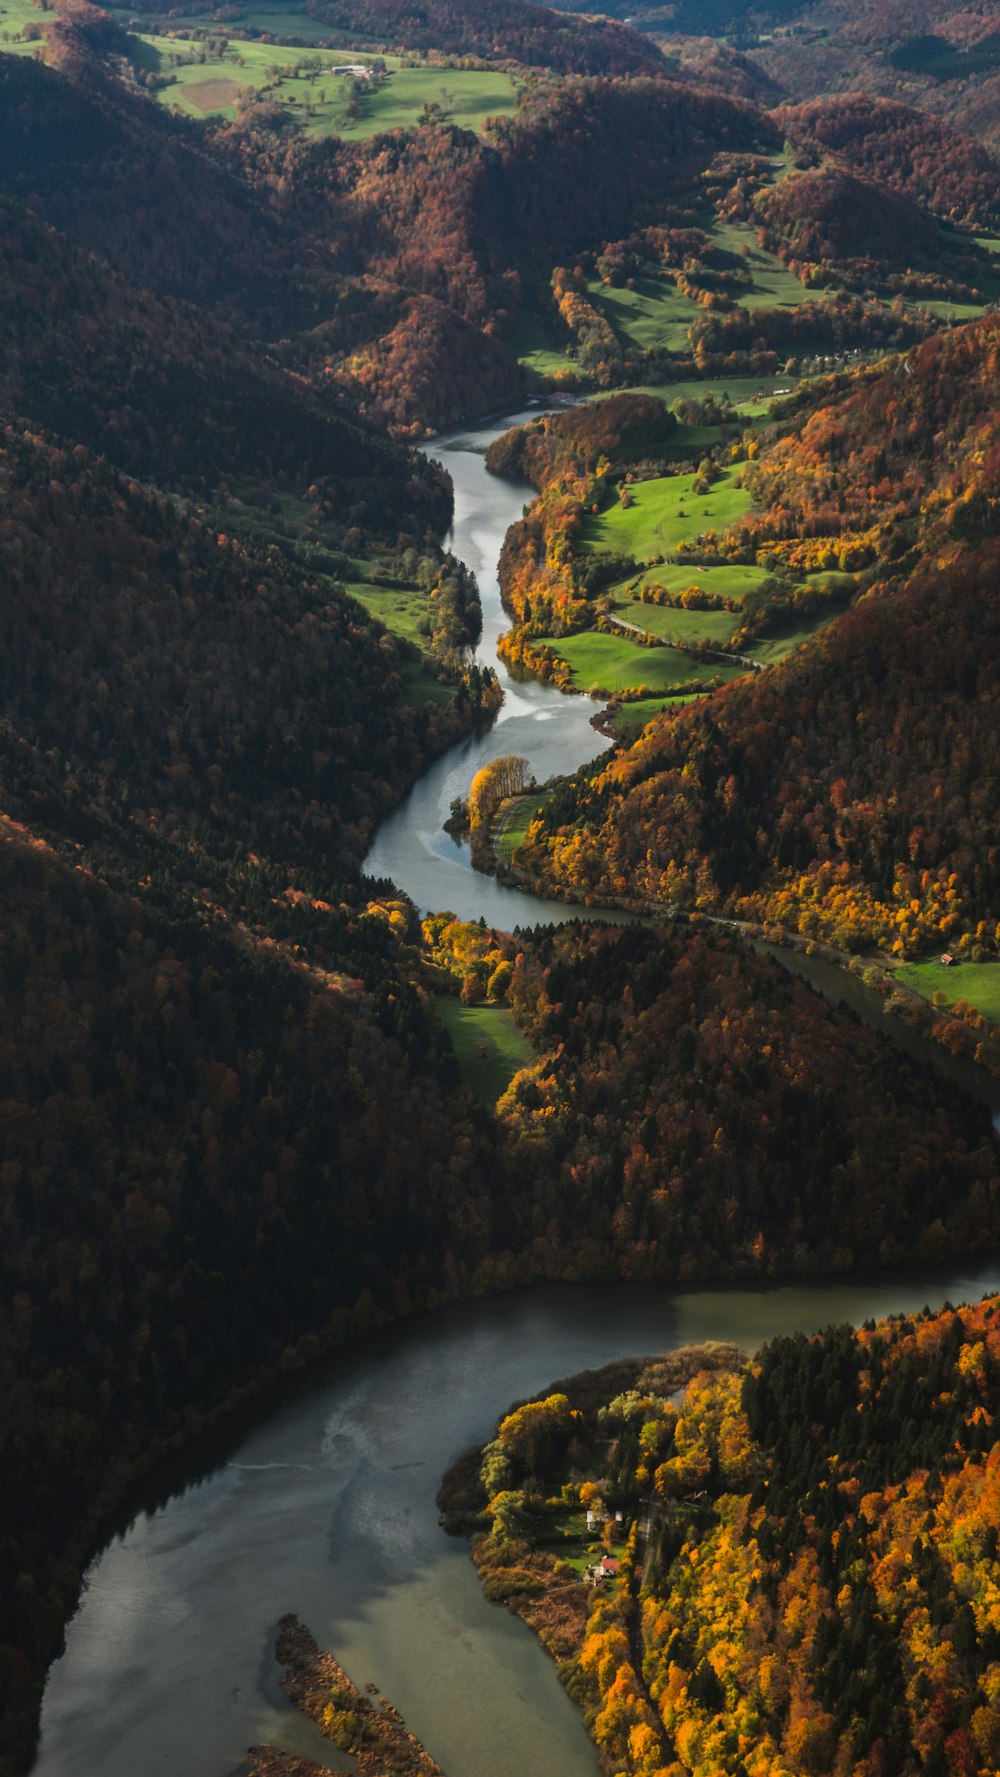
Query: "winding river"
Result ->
[[33, 414, 1000, 1777]]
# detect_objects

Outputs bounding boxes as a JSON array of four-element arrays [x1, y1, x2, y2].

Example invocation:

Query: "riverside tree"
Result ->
[[468, 754, 533, 829]]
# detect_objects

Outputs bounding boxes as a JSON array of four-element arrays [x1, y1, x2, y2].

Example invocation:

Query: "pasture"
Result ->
[[746, 607, 846, 665], [434, 999, 534, 1103], [135, 33, 518, 136], [509, 314, 575, 378], [709, 218, 832, 312], [896, 960, 1000, 1025], [609, 692, 708, 736], [582, 465, 750, 560], [343, 570, 429, 650], [613, 601, 737, 648], [622, 559, 771, 603], [587, 274, 704, 355], [597, 375, 795, 415], [537, 629, 742, 696], [0, 0, 45, 54]]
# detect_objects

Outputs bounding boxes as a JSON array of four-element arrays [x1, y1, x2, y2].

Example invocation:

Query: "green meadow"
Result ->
[[746, 607, 847, 665], [496, 790, 554, 862], [595, 376, 794, 415], [613, 601, 737, 648], [608, 692, 708, 736], [0, 0, 45, 54], [896, 960, 1000, 1025], [537, 630, 742, 696], [622, 559, 770, 603], [434, 999, 533, 1103], [587, 274, 704, 355], [343, 571, 429, 650], [134, 34, 517, 136], [507, 314, 573, 380], [584, 216, 832, 360], [582, 465, 750, 560], [709, 218, 832, 312]]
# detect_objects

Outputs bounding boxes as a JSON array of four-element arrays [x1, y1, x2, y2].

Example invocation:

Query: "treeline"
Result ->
[[457, 1295, 1000, 1777]]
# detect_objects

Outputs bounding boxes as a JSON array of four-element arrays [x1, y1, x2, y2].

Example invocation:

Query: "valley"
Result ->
[[1, 3, 1000, 1776]]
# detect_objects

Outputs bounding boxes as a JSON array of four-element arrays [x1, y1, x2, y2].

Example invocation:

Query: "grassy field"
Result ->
[[342, 569, 430, 649], [508, 314, 573, 379], [614, 600, 737, 648], [134, 34, 517, 136], [596, 376, 795, 415], [582, 465, 750, 560], [585, 218, 830, 359], [538, 629, 741, 695], [709, 217, 832, 311], [434, 998, 533, 1103], [747, 607, 846, 665], [496, 790, 554, 862], [587, 274, 704, 355], [0, 0, 45, 54], [896, 960, 1000, 1025], [609, 691, 707, 736], [623, 559, 770, 602]]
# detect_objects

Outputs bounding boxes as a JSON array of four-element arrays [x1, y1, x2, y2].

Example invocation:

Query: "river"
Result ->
[[34, 1269, 1000, 1777], [33, 414, 1000, 1777], [363, 407, 617, 926]]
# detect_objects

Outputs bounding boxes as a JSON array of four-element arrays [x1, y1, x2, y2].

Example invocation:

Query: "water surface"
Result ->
[[35, 1269, 1000, 1777]]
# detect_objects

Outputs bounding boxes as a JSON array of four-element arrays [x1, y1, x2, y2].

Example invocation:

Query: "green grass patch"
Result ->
[[434, 998, 534, 1103], [709, 217, 832, 311], [614, 600, 737, 648], [582, 465, 750, 561], [896, 960, 1000, 1025], [332, 65, 517, 139], [608, 692, 708, 736], [508, 313, 573, 379], [602, 375, 796, 415], [342, 571, 429, 649], [746, 605, 847, 665], [0, 0, 45, 55], [496, 790, 554, 862], [537, 629, 741, 696], [136, 34, 517, 136], [587, 274, 704, 355], [623, 559, 770, 604]]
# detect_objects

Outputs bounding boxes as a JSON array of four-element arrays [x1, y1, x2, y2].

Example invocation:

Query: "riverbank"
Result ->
[[36, 1269, 1000, 1777]]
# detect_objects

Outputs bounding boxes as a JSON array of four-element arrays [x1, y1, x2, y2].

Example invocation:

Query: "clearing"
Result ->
[[897, 960, 1000, 1025], [132, 33, 518, 136], [496, 790, 554, 863], [536, 629, 743, 696], [607, 692, 708, 736], [581, 464, 750, 560], [434, 999, 533, 1103], [0, 0, 45, 53]]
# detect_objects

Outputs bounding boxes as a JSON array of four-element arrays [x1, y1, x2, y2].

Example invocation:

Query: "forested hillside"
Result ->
[[2, 5, 1000, 1774], [447, 1295, 1000, 1777], [514, 318, 1000, 959]]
